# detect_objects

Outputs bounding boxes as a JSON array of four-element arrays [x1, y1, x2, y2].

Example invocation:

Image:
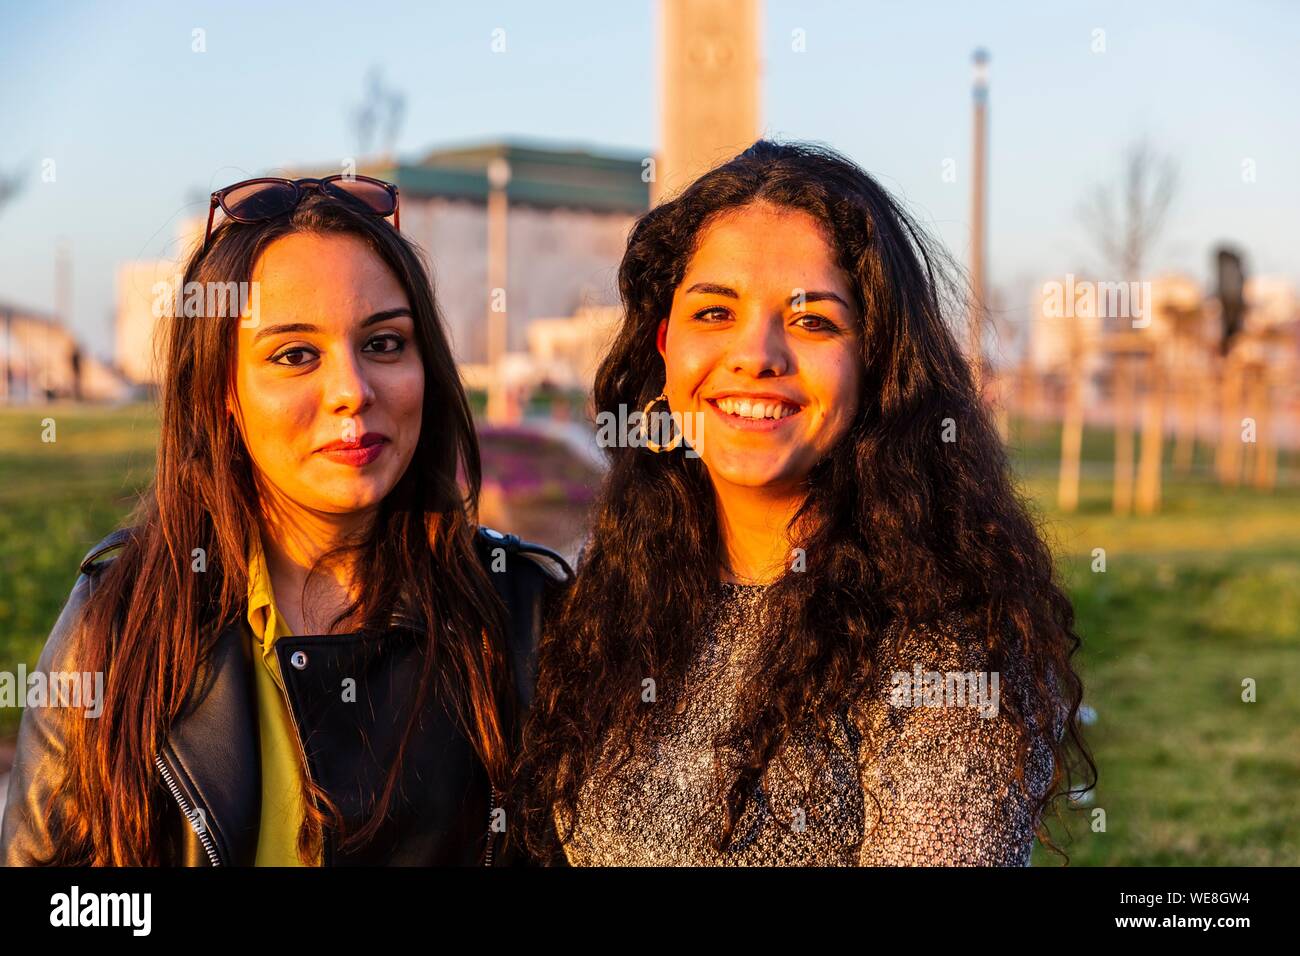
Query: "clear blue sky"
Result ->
[[2, 0, 1297, 359]]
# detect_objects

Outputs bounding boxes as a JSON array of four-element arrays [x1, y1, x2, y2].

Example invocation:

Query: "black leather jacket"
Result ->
[[0, 526, 571, 867]]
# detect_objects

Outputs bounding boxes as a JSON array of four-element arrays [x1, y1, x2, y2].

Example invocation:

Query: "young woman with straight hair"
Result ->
[[1, 176, 570, 866]]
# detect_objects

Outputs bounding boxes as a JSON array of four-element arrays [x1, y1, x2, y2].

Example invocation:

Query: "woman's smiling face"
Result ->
[[227, 231, 424, 517], [657, 202, 862, 495]]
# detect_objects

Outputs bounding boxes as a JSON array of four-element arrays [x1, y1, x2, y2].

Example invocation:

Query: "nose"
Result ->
[[726, 308, 793, 378], [323, 347, 376, 417]]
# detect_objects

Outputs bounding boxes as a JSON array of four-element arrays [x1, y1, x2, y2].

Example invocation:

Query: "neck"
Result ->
[[256, 479, 374, 632], [712, 478, 804, 585]]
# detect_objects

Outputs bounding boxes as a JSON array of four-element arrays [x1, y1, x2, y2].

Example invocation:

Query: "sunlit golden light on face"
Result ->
[[228, 232, 423, 518], [657, 202, 862, 495]]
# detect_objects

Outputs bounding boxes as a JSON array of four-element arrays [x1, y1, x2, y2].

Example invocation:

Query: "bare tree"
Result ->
[[350, 68, 407, 160], [1078, 137, 1178, 279], [0, 162, 26, 218]]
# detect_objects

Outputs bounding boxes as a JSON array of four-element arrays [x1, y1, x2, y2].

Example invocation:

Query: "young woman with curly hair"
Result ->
[[514, 140, 1094, 866]]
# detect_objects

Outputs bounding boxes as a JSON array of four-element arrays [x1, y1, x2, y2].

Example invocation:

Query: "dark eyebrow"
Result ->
[[683, 282, 850, 310], [360, 308, 413, 327], [683, 282, 739, 298], [793, 290, 851, 309], [252, 308, 413, 343]]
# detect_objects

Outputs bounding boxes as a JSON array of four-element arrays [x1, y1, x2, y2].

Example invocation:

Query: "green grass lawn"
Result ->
[[2, 404, 1296, 864], [1008, 421, 1300, 866], [0, 403, 159, 735]]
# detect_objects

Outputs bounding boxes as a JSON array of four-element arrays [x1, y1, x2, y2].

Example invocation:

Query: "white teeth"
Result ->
[[714, 398, 798, 419]]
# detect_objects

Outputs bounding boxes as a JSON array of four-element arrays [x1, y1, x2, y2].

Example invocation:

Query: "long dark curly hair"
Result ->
[[512, 139, 1095, 863]]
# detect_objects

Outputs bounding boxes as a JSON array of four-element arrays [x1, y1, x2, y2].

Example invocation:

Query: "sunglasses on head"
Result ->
[[203, 175, 400, 251]]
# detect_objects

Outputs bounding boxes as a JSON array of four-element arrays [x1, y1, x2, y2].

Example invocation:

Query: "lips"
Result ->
[[316, 431, 389, 466], [702, 395, 804, 434], [709, 397, 801, 420], [317, 432, 387, 452], [705, 394, 804, 421]]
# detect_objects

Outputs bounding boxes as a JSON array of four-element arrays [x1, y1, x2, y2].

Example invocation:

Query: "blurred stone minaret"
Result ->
[[654, 0, 761, 204]]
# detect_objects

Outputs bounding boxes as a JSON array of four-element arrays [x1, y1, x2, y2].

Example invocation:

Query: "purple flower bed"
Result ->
[[477, 426, 600, 506]]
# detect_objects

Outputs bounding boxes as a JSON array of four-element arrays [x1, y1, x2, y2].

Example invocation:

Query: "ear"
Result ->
[[655, 317, 669, 359]]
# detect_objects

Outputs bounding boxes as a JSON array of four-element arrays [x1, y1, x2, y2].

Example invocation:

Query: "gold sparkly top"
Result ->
[[558, 582, 1057, 866]]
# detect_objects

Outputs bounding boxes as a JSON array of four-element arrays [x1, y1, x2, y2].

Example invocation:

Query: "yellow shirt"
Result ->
[[246, 532, 321, 866]]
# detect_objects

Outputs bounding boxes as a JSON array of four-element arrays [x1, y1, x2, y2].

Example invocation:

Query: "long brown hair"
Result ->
[[515, 139, 1096, 861], [36, 192, 513, 865]]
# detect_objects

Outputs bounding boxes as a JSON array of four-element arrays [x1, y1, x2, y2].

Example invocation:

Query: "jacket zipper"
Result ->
[[483, 630, 497, 867], [155, 752, 222, 866], [486, 783, 497, 867]]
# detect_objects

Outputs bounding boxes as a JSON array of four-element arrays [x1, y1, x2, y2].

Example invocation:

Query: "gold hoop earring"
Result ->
[[640, 391, 683, 453]]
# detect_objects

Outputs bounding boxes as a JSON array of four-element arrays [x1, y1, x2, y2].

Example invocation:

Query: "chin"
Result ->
[[314, 485, 391, 514], [709, 461, 799, 490]]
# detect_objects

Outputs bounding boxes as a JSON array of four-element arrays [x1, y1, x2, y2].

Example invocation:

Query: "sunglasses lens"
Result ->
[[324, 178, 397, 216], [221, 181, 298, 221]]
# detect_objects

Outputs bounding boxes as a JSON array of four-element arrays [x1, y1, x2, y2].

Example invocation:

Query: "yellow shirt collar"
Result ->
[[247, 532, 417, 640], [246, 531, 292, 660]]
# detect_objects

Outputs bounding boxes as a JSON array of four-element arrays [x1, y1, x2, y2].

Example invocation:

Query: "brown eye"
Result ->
[[363, 333, 406, 354], [692, 307, 731, 322], [794, 314, 837, 332], [271, 347, 317, 366]]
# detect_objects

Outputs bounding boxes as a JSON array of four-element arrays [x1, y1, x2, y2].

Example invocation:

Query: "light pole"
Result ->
[[969, 48, 990, 396]]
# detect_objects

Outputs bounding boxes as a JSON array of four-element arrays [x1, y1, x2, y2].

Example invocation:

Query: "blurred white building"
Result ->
[[115, 140, 650, 386], [375, 140, 645, 365], [0, 301, 128, 402]]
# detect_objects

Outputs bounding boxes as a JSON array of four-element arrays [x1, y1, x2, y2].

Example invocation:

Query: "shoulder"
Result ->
[[37, 528, 136, 672], [881, 612, 989, 670], [472, 526, 574, 632], [474, 526, 574, 587], [851, 609, 1048, 751], [472, 527, 573, 715], [76, 526, 136, 578], [852, 612, 1058, 865], [1, 529, 134, 864]]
